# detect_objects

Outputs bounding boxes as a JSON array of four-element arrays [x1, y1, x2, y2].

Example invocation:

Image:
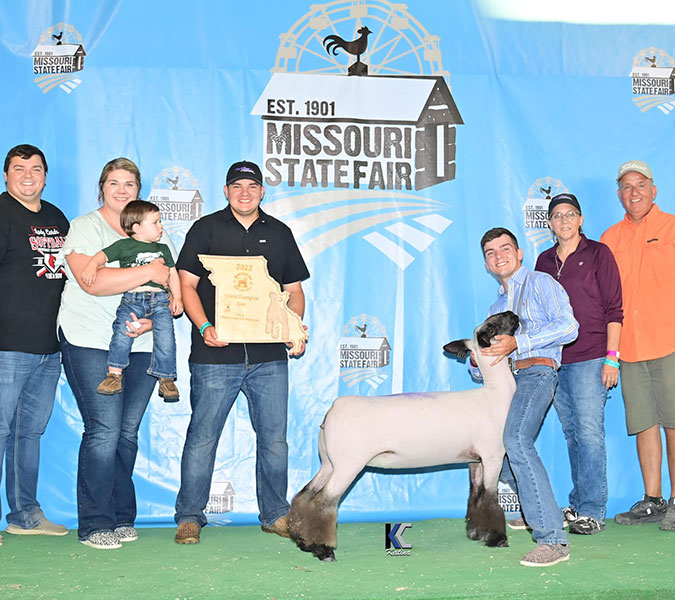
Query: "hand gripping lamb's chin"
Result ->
[[287, 311, 519, 562]]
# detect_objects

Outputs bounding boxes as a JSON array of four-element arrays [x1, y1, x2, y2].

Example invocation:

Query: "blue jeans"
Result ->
[[0, 350, 61, 528], [554, 357, 607, 521], [109, 291, 176, 379], [500, 365, 567, 545], [60, 330, 156, 539], [175, 360, 289, 528]]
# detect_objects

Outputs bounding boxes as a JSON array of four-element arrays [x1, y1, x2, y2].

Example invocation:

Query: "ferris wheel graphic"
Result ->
[[264, 1, 457, 394], [267, 0, 454, 272], [272, 0, 448, 76]]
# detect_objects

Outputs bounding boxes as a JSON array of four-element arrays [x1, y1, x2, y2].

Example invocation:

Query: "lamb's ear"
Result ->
[[443, 339, 470, 358]]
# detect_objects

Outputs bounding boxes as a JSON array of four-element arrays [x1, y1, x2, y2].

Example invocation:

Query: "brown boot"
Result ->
[[159, 378, 179, 402], [174, 521, 200, 544], [261, 515, 290, 538], [97, 373, 123, 395]]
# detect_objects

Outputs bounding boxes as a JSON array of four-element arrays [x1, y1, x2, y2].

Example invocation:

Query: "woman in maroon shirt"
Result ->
[[535, 193, 623, 535]]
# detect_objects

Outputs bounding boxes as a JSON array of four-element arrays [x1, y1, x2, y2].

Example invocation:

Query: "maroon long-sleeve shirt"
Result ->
[[535, 235, 623, 364]]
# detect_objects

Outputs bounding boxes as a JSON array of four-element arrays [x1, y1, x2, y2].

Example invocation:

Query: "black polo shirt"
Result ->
[[177, 205, 310, 364]]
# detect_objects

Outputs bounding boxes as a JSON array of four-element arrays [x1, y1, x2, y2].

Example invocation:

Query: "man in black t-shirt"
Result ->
[[0, 145, 69, 541], [173, 161, 309, 545]]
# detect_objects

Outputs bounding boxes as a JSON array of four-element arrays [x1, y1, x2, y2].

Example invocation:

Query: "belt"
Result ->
[[509, 357, 557, 371]]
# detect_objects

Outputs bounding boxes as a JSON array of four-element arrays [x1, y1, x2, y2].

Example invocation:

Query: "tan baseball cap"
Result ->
[[617, 160, 653, 181]]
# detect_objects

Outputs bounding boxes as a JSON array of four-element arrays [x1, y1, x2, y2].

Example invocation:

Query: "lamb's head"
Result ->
[[442, 311, 519, 358], [474, 311, 519, 348]]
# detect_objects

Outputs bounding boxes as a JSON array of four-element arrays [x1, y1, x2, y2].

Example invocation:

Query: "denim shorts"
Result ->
[[620, 351, 675, 434]]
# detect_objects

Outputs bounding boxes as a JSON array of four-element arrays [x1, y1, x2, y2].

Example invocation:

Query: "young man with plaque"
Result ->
[[173, 160, 309, 544]]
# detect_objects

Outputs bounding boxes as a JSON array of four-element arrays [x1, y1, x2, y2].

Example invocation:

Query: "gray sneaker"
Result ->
[[659, 498, 675, 531], [520, 543, 570, 567], [615, 495, 667, 525], [6, 517, 68, 536]]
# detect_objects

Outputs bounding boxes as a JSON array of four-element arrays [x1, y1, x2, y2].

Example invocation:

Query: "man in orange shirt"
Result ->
[[601, 160, 675, 531]]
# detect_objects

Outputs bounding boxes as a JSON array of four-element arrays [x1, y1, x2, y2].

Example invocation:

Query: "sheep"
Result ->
[[287, 311, 519, 561]]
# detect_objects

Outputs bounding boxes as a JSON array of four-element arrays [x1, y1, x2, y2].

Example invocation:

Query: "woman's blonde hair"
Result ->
[[97, 157, 141, 204]]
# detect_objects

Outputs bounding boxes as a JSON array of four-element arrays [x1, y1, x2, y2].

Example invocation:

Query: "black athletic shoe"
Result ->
[[569, 515, 605, 535], [660, 498, 675, 531], [562, 506, 578, 528], [614, 495, 667, 525]]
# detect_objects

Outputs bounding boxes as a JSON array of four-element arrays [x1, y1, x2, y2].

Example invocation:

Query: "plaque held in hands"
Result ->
[[198, 255, 307, 351]]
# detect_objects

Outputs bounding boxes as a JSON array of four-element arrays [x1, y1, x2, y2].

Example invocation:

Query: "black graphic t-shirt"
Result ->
[[0, 191, 70, 354]]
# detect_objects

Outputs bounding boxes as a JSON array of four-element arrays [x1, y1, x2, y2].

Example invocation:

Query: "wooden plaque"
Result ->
[[198, 255, 307, 350]]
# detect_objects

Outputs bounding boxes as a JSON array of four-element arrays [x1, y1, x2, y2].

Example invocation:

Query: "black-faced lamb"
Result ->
[[287, 311, 520, 561]]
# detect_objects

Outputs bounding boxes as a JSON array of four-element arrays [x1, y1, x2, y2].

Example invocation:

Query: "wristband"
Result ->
[[603, 358, 620, 369], [199, 321, 213, 336], [606, 350, 620, 358]]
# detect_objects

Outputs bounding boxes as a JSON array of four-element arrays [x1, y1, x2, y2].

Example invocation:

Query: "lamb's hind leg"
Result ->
[[288, 427, 337, 560], [288, 430, 363, 561], [289, 466, 362, 562], [476, 455, 508, 548], [288, 465, 338, 560]]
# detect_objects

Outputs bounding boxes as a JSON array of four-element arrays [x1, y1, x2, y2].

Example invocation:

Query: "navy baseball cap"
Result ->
[[547, 193, 581, 218], [226, 161, 263, 186]]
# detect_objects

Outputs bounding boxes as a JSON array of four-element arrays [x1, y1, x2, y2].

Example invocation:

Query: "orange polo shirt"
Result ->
[[600, 204, 675, 362]]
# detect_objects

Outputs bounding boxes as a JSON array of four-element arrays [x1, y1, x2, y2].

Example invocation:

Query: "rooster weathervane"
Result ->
[[323, 26, 372, 76]]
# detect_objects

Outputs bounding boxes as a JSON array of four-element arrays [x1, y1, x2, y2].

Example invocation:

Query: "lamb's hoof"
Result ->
[[313, 545, 336, 562], [484, 531, 508, 548]]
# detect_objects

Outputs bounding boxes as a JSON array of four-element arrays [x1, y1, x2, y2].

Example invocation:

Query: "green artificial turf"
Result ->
[[1, 519, 673, 599]]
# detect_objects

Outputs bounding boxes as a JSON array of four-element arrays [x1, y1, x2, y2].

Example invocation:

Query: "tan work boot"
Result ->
[[175, 521, 200, 544], [159, 378, 180, 402], [97, 373, 123, 395], [261, 515, 290, 538]]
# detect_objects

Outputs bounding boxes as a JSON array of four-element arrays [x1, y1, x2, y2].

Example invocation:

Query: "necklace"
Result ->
[[554, 252, 565, 279]]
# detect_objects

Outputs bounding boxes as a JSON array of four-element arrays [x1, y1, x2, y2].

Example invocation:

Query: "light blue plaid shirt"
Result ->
[[471, 266, 578, 378]]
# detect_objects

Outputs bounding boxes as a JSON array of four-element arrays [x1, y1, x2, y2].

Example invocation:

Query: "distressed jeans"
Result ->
[[0, 350, 61, 528], [554, 357, 607, 521], [500, 365, 567, 545], [175, 360, 289, 528]]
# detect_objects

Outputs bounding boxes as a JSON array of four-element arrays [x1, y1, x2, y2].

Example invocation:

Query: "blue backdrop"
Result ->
[[1, 0, 674, 529]]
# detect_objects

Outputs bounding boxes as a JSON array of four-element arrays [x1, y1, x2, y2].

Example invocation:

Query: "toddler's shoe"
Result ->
[[97, 373, 123, 395]]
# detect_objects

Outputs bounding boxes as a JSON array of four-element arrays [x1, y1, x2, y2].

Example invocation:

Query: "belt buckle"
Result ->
[[508, 357, 518, 374]]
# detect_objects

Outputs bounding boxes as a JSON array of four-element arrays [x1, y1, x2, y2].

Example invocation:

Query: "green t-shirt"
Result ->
[[102, 238, 175, 289]]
